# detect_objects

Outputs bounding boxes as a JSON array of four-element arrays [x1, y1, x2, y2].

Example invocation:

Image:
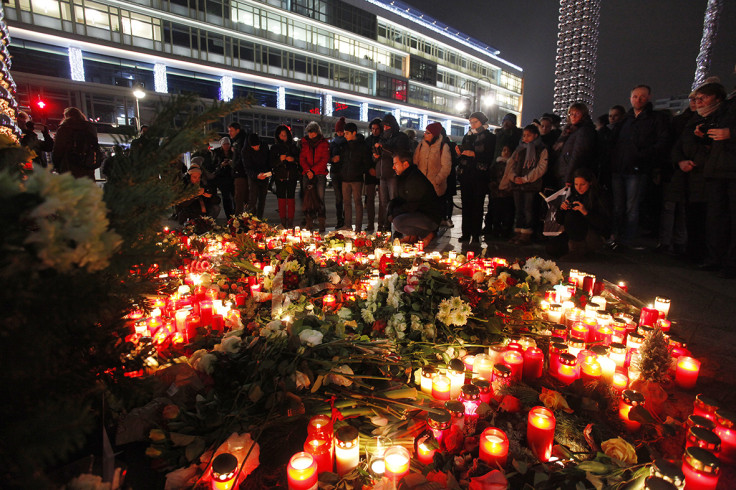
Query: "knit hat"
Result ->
[[190, 156, 204, 167], [382, 113, 398, 129], [248, 133, 261, 146], [502, 113, 517, 125], [425, 122, 443, 138], [219, 137, 231, 146], [469, 111, 488, 125], [335, 116, 346, 133]]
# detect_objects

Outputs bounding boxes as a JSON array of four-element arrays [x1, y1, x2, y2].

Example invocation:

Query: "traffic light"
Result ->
[[34, 97, 48, 121]]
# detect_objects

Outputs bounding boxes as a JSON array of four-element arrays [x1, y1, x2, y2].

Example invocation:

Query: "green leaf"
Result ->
[[512, 459, 528, 474], [576, 461, 611, 474], [184, 437, 206, 462]]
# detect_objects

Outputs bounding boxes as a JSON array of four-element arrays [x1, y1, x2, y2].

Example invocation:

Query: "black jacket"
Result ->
[[610, 103, 671, 174], [364, 132, 382, 185], [556, 186, 611, 238], [211, 146, 235, 186], [329, 134, 347, 180], [230, 130, 248, 178], [458, 128, 495, 181], [376, 115, 411, 179], [340, 135, 370, 182], [52, 118, 99, 179], [270, 126, 300, 183], [553, 116, 597, 186], [389, 165, 443, 225], [242, 144, 271, 180]]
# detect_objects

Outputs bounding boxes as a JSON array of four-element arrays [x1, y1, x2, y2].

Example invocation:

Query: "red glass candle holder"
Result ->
[[619, 389, 645, 432], [479, 427, 509, 468], [681, 447, 720, 490], [527, 406, 555, 462]]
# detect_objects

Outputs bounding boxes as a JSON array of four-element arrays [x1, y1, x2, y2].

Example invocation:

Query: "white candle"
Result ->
[[334, 426, 360, 477], [547, 304, 563, 324], [598, 356, 616, 384], [175, 309, 190, 332], [590, 295, 607, 311], [654, 296, 671, 318]]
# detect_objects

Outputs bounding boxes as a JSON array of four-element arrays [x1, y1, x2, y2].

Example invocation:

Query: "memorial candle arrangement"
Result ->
[[383, 445, 410, 481], [681, 447, 720, 490], [675, 356, 701, 390], [334, 426, 359, 476], [527, 407, 555, 462]]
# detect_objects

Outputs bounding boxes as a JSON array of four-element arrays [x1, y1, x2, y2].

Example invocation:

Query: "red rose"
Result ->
[[372, 319, 386, 333], [506, 277, 517, 286], [499, 395, 521, 413]]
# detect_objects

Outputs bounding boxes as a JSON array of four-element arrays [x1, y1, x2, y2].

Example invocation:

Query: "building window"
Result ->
[[408, 56, 437, 85]]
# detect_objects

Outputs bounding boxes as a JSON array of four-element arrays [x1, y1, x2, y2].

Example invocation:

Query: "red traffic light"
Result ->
[[36, 100, 46, 109]]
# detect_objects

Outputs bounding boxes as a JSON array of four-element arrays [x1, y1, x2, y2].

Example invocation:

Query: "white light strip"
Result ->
[[324, 94, 333, 117], [220, 75, 233, 101], [10, 27, 471, 126], [360, 101, 369, 122], [277, 86, 285, 110], [154, 62, 168, 93], [69, 46, 85, 81], [419, 113, 428, 130], [393, 108, 401, 122], [443, 119, 452, 135]]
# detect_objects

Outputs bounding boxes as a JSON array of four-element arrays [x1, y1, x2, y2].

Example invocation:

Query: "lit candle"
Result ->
[[448, 359, 466, 400], [472, 379, 492, 404], [549, 342, 568, 375], [199, 299, 214, 326], [287, 452, 318, 490], [612, 372, 629, 392], [650, 458, 685, 489], [414, 432, 437, 465], [693, 394, 720, 421], [609, 343, 627, 369], [502, 350, 524, 382], [714, 409, 736, 465], [580, 358, 602, 382], [210, 453, 238, 490], [479, 427, 509, 468], [420, 365, 437, 395], [570, 322, 590, 343], [175, 308, 190, 333], [427, 409, 451, 447], [681, 447, 720, 490], [654, 296, 671, 318], [384, 445, 410, 481], [460, 384, 481, 435], [567, 338, 585, 358], [250, 283, 261, 295], [556, 353, 579, 386], [595, 324, 614, 346], [547, 303, 563, 324], [656, 318, 672, 333], [594, 349, 616, 384], [590, 295, 607, 311], [432, 373, 451, 401], [487, 343, 506, 366], [304, 433, 333, 474], [675, 356, 701, 390], [322, 294, 336, 309], [582, 274, 596, 295], [474, 353, 493, 381], [618, 281, 628, 292], [334, 426, 359, 477], [522, 347, 544, 380], [527, 406, 555, 462], [619, 389, 645, 432]]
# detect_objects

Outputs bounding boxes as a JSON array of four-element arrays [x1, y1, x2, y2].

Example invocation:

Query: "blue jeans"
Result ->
[[513, 190, 535, 232], [611, 173, 647, 243], [378, 177, 397, 229], [392, 212, 438, 238]]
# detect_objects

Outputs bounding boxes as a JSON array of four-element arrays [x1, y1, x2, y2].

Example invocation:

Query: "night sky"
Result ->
[[400, 0, 736, 124]]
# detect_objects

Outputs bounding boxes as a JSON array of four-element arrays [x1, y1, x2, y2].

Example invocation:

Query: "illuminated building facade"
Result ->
[[5, 0, 523, 139]]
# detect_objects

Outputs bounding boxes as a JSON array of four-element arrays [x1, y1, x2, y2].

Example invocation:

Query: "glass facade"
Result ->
[[5, 0, 522, 137]]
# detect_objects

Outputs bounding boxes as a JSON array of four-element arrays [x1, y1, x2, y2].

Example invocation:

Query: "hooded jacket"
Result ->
[[376, 114, 410, 179], [413, 135, 452, 196]]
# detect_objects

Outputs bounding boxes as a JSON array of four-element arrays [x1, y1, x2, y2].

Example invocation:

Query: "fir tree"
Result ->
[[635, 328, 672, 383]]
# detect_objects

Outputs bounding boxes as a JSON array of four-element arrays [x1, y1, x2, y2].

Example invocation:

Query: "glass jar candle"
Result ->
[[527, 406, 556, 462], [307, 414, 333, 437], [609, 342, 627, 369], [502, 349, 524, 382], [432, 373, 451, 401], [487, 343, 506, 366], [473, 353, 493, 381], [570, 321, 590, 343], [612, 371, 629, 392], [714, 409, 736, 465], [638, 324, 654, 338], [334, 425, 360, 477], [590, 345, 615, 383], [693, 394, 720, 421], [491, 364, 512, 400], [675, 356, 700, 390], [427, 409, 451, 446], [685, 426, 721, 457], [580, 358, 602, 382], [479, 427, 509, 467], [582, 274, 596, 295], [650, 458, 685, 489], [556, 352, 579, 385], [383, 445, 410, 481], [639, 306, 660, 327], [591, 295, 607, 311], [654, 296, 671, 318], [445, 401, 464, 432], [448, 358, 466, 400], [211, 453, 239, 490], [687, 414, 716, 432], [643, 476, 678, 490], [420, 365, 437, 394], [611, 319, 628, 344], [595, 324, 614, 346], [681, 447, 720, 490], [584, 302, 600, 319], [460, 384, 481, 435], [552, 323, 568, 339], [286, 452, 318, 490], [567, 338, 586, 358], [472, 378, 492, 404], [414, 430, 437, 465], [627, 331, 645, 353], [304, 433, 333, 474], [565, 308, 584, 329], [522, 347, 544, 380], [619, 389, 645, 432], [549, 342, 569, 374]]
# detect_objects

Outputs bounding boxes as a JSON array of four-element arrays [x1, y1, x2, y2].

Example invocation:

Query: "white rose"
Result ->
[[299, 329, 324, 346], [215, 336, 242, 354], [329, 272, 341, 284], [194, 353, 217, 375], [294, 370, 311, 390]]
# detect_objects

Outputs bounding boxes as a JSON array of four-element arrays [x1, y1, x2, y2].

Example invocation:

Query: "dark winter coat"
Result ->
[[211, 146, 235, 187], [21, 125, 54, 167], [364, 132, 382, 185], [376, 115, 411, 179], [556, 185, 611, 239], [299, 135, 330, 176], [242, 144, 271, 180], [270, 126, 300, 184], [458, 127, 495, 185], [553, 116, 597, 186], [700, 99, 736, 180], [52, 118, 99, 179], [388, 164, 443, 225], [329, 134, 347, 180], [230, 130, 248, 179], [610, 103, 671, 175], [340, 135, 370, 183]]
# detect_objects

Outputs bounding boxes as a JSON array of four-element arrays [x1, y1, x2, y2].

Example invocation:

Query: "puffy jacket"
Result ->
[[300, 135, 330, 175], [610, 103, 671, 174], [508, 140, 549, 192], [553, 117, 597, 186], [413, 136, 452, 196], [340, 134, 370, 183]]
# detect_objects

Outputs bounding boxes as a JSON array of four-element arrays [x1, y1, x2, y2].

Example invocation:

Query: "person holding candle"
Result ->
[[547, 168, 611, 260]]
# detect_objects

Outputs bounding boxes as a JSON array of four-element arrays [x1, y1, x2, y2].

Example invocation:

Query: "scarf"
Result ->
[[697, 100, 721, 118], [518, 138, 544, 169], [469, 124, 488, 135]]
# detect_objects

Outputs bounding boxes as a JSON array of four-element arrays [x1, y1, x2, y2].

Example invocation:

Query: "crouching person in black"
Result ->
[[388, 151, 443, 249], [176, 163, 221, 224], [547, 167, 611, 259]]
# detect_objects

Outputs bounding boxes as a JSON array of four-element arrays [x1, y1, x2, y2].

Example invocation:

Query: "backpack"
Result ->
[[68, 130, 103, 170]]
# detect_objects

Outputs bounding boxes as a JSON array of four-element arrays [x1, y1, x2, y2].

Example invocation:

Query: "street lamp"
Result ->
[[132, 83, 146, 131]]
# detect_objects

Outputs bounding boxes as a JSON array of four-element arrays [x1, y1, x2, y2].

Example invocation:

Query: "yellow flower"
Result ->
[[601, 437, 637, 466], [539, 387, 573, 413], [145, 446, 162, 458]]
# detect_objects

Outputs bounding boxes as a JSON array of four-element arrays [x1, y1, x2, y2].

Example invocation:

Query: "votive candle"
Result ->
[[479, 427, 509, 467], [527, 406, 555, 462], [420, 365, 437, 394], [304, 433, 332, 474], [522, 347, 544, 380], [384, 445, 410, 481], [432, 373, 451, 401], [714, 409, 736, 465], [619, 390, 645, 432], [675, 356, 701, 390], [639, 307, 659, 327], [287, 452, 318, 490], [334, 426, 359, 476], [211, 453, 238, 490], [693, 394, 719, 421], [681, 447, 720, 490], [502, 350, 524, 382]]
